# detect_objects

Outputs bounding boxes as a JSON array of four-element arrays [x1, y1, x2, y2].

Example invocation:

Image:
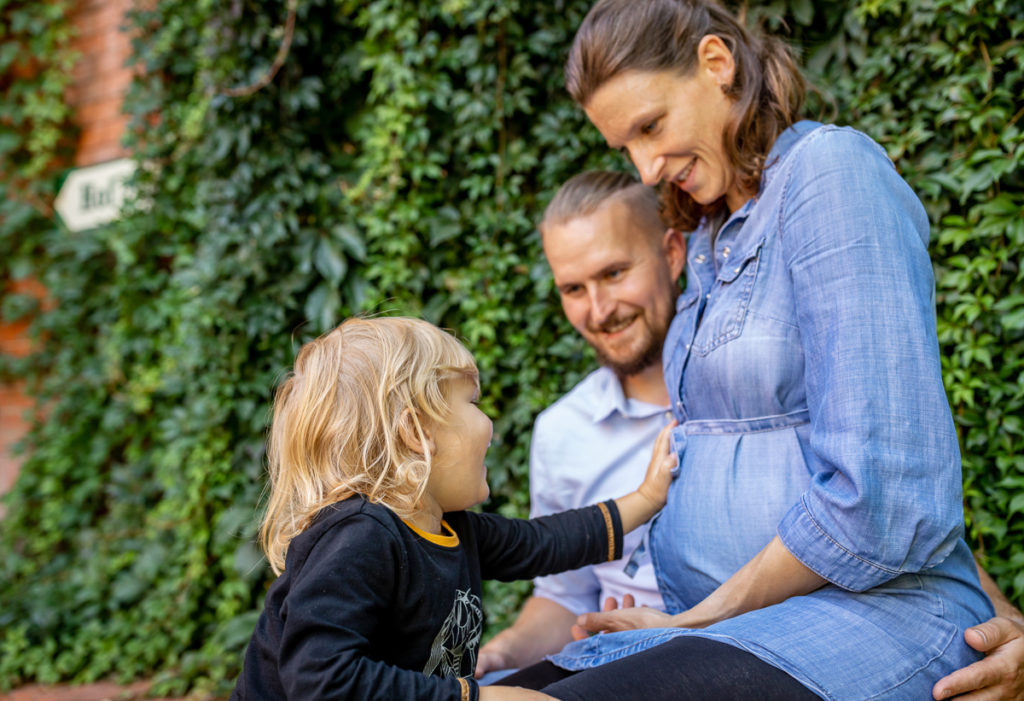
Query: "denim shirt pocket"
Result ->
[[692, 238, 764, 357], [664, 288, 700, 402]]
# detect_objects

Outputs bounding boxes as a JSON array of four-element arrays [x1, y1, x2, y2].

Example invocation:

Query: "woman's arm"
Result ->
[[577, 535, 825, 633]]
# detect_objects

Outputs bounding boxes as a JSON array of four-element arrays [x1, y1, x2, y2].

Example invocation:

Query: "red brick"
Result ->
[[75, 0, 130, 15], [0, 335, 32, 357], [8, 279, 46, 298], [75, 143, 129, 167], [0, 323, 32, 356], [70, 1, 130, 39], [74, 97, 125, 128], [0, 383, 32, 496], [74, 115, 131, 166], [67, 70, 133, 107]]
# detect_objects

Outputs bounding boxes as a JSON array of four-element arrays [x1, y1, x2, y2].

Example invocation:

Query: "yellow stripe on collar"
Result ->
[[402, 518, 460, 547]]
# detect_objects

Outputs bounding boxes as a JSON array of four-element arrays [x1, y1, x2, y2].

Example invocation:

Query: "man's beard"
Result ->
[[590, 311, 670, 379]]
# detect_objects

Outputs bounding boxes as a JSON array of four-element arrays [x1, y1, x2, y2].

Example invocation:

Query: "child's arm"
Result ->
[[468, 421, 677, 582], [612, 420, 677, 533]]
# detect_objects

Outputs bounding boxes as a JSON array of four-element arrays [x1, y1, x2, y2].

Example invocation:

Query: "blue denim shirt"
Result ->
[[549, 122, 994, 700]]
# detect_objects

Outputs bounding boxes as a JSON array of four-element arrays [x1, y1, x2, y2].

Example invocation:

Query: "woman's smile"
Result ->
[[672, 157, 698, 191]]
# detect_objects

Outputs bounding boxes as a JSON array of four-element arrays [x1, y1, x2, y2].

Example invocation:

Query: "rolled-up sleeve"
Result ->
[[775, 127, 963, 592]]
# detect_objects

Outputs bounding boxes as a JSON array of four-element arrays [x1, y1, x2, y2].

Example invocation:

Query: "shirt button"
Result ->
[[695, 254, 706, 263], [685, 343, 691, 350], [734, 267, 740, 274], [722, 246, 731, 258]]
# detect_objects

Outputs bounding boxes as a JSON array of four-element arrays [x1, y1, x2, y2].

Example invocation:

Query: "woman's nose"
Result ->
[[635, 151, 666, 186], [626, 141, 667, 184]]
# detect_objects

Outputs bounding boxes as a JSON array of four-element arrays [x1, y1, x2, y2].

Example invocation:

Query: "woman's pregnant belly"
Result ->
[[652, 423, 811, 614]]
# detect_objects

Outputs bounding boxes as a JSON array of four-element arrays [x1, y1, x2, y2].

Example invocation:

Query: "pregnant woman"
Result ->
[[502, 1, 997, 698]]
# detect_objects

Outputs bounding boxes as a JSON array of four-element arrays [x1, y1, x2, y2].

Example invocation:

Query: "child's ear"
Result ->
[[398, 407, 435, 456]]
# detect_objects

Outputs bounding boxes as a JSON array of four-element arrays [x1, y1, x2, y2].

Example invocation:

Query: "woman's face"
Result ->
[[583, 37, 746, 212]]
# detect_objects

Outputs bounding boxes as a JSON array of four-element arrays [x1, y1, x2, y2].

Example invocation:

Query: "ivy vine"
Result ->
[[0, 0, 1020, 694]]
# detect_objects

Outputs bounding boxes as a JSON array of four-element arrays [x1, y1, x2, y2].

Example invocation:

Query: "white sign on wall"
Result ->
[[54, 158, 137, 232]]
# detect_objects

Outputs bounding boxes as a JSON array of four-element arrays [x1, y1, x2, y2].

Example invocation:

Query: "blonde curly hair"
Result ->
[[260, 317, 478, 574]]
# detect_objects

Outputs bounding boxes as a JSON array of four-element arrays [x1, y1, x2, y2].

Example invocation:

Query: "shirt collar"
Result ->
[[589, 366, 668, 423], [714, 120, 821, 235], [760, 120, 822, 192]]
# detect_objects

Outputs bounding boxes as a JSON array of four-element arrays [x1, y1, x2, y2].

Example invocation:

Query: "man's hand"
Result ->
[[932, 617, 1024, 700], [475, 644, 518, 679], [474, 597, 577, 679]]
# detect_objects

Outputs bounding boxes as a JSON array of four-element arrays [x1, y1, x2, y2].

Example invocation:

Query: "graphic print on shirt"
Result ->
[[422, 589, 482, 677]]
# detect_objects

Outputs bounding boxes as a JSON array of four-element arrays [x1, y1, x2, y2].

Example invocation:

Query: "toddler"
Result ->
[[231, 317, 675, 701]]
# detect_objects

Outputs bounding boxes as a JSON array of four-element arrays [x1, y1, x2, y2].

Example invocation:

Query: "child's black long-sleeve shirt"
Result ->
[[231, 495, 623, 701]]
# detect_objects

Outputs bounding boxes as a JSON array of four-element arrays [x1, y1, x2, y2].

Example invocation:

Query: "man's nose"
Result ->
[[588, 286, 615, 324]]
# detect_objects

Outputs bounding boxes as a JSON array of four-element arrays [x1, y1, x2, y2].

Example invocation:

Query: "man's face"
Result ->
[[543, 197, 685, 377]]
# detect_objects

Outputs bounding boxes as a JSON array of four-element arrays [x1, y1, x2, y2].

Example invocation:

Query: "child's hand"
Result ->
[[636, 420, 678, 511], [613, 420, 678, 534]]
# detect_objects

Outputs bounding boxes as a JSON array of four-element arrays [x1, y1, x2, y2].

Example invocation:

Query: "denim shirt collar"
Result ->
[[760, 120, 823, 193], [706, 120, 824, 272]]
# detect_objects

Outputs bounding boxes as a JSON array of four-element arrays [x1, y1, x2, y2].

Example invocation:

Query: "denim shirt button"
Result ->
[[722, 246, 731, 258], [695, 254, 706, 263]]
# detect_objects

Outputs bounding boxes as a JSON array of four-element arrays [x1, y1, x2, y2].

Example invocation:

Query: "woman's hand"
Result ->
[[573, 594, 721, 636], [575, 605, 677, 635]]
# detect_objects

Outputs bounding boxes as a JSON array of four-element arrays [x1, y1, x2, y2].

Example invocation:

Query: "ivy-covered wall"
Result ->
[[1, 0, 1021, 695]]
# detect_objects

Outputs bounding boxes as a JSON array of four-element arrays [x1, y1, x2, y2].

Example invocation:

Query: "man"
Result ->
[[476, 171, 1024, 699], [476, 171, 680, 677]]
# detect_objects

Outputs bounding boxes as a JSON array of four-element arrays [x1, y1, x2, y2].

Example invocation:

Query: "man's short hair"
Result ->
[[540, 171, 663, 237]]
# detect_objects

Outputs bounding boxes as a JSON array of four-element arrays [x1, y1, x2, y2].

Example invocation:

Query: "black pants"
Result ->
[[495, 636, 821, 700]]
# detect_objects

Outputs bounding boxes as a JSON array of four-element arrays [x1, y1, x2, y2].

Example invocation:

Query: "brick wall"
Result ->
[[68, 0, 133, 166], [0, 0, 133, 499], [0, 280, 46, 495]]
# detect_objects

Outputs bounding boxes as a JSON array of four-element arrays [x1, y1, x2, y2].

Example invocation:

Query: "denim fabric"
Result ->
[[548, 123, 994, 700]]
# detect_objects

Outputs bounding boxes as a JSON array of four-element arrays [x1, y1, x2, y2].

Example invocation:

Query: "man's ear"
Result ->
[[663, 227, 687, 281], [398, 407, 435, 456]]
